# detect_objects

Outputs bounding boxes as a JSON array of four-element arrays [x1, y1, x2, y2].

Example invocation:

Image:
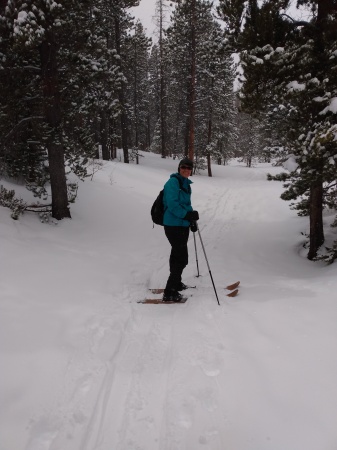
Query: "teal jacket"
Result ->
[[163, 173, 193, 227]]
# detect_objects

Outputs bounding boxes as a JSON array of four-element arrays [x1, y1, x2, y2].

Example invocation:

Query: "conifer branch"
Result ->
[[280, 13, 316, 30], [3, 116, 44, 144]]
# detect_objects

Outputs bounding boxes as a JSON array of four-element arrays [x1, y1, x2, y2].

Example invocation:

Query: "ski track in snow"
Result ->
[[74, 299, 232, 449], [3, 155, 337, 450], [24, 307, 129, 450]]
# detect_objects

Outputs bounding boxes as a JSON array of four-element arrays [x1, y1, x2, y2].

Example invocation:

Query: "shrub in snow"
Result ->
[[0, 185, 27, 220]]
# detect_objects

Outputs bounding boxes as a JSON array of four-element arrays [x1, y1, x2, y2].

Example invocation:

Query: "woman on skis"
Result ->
[[162, 157, 199, 302]]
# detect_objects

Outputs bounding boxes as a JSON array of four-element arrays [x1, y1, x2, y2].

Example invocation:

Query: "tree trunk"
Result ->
[[308, 179, 324, 260], [40, 36, 70, 220], [207, 78, 213, 177], [48, 143, 70, 219], [207, 118, 212, 177], [146, 114, 151, 149], [111, 135, 117, 159], [159, 0, 166, 158], [133, 43, 139, 160], [101, 110, 110, 160], [115, 14, 129, 163], [306, 0, 332, 259], [184, 115, 189, 156], [187, 0, 196, 162], [94, 117, 100, 158]]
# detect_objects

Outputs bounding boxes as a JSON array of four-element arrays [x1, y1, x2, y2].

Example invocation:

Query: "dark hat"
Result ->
[[178, 158, 193, 171]]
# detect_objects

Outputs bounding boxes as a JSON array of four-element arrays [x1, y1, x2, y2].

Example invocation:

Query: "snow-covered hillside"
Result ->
[[1, 152, 337, 450]]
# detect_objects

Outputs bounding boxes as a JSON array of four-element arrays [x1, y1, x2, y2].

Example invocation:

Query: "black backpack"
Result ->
[[151, 175, 185, 226]]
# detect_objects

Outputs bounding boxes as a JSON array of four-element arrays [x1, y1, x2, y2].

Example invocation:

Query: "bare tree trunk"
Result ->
[[47, 143, 70, 218], [306, 0, 334, 259], [115, 14, 129, 163], [187, 0, 196, 162], [40, 35, 70, 220], [308, 179, 324, 260], [159, 0, 167, 158], [111, 134, 117, 159], [93, 117, 100, 158], [207, 118, 212, 177], [207, 78, 213, 177], [146, 114, 151, 149], [134, 75, 139, 150], [184, 115, 189, 156], [101, 111, 110, 160], [133, 41, 140, 165]]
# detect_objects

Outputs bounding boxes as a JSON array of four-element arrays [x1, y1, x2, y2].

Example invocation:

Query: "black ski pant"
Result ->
[[164, 226, 190, 291]]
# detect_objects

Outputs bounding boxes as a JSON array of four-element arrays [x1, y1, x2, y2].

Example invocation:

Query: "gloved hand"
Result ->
[[190, 221, 198, 233], [184, 210, 199, 222]]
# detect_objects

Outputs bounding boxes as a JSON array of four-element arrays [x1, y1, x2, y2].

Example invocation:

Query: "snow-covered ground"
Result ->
[[1, 152, 337, 450]]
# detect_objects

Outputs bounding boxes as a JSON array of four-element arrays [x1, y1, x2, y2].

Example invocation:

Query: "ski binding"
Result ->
[[138, 297, 188, 304]]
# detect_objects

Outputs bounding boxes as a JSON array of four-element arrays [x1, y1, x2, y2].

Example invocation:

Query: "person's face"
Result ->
[[179, 165, 192, 178]]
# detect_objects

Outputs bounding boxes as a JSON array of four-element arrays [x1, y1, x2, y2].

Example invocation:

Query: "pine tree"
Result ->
[[166, 0, 237, 173], [218, 0, 337, 260], [110, 0, 140, 164], [124, 20, 151, 160], [236, 111, 262, 167], [153, 0, 171, 158], [147, 44, 161, 150], [166, 0, 200, 160], [89, 0, 124, 162], [0, 0, 48, 196], [0, 0, 130, 219], [196, 22, 237, 175]]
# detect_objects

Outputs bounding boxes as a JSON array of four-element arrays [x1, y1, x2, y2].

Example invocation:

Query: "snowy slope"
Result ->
[[1, 152, 337, 450]]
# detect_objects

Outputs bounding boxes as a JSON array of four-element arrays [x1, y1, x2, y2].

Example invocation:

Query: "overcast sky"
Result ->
[[130, 0, 159, 40], [131, 0, 312, 40]]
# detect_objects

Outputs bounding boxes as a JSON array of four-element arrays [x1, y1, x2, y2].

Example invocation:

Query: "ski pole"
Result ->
[[192, 226, 200, 277], [196, 222, 220, 306]]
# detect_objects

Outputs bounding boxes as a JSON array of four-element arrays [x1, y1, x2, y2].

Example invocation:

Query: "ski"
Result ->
[[226, 281, 240, 291], [226, 288, 239, 298], [138, 297, 189, 304], [149, 286, 196, 294], [145, 282, 240, 302]]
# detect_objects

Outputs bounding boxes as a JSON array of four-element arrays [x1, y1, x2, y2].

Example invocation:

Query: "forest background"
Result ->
[[0, 0, 337, 262]]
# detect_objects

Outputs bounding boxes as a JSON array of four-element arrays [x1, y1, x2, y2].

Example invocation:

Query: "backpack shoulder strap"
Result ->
[[171, 174, 190, 194], [170, 174, 181, 187]]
